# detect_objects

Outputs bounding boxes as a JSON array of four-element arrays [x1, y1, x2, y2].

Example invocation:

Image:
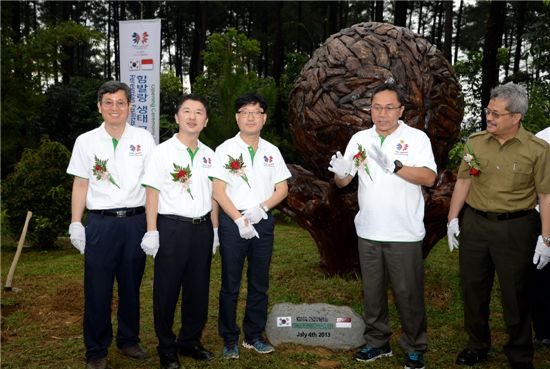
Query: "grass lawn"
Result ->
[[1, 221, 549, 368]]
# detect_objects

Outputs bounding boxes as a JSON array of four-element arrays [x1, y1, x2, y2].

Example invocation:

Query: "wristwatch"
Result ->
[[543, 236, 550, 246], [393, 160, 403, 174], [261, 203, 269, 213]]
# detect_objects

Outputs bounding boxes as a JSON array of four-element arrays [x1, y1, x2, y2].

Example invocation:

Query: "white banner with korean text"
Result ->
[[119, 19, 161, 143]]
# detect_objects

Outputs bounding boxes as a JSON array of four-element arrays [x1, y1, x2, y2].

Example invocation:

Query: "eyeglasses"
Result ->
[[483, 107, 515, 119], [369, 105, 402, 114], [237, 110, 265, 118], [101, 100, 128, 109]]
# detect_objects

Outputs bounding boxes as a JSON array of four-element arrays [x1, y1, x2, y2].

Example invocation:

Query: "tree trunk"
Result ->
[[443, 0, 453, 62], [394, 0, 408, 27], [454, 0, 463, 64], [513, 1, 527, 75], [375, 1, 384, 22], [189, 1, 207, 85], [480, 1, 507, 130], [417, 1, 423, 35]]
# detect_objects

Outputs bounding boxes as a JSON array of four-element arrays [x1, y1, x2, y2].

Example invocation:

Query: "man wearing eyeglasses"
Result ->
[[328, 82, 437, 369], [67, 81, 156, 369], [209, 93, 291, 360], [447, 82, 550, 369]]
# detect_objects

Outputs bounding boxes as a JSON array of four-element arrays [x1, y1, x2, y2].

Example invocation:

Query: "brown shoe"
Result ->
[[85, 357, 110, 369], [117, 344, 149, 360]]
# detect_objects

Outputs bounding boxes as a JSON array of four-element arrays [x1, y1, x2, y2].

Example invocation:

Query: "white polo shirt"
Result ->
[[536, 127, 550, 143], [209, 133, 291, 210], [344, 121, 437, 242], [142, 135, 214, 218], [67, 122, 156, 210]]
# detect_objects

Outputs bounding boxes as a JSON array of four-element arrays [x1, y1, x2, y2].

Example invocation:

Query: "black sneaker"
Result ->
[[404, 352, 425, 369], [352, 343, 392, 362]]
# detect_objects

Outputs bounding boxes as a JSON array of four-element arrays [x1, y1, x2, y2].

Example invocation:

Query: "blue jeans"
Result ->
[[218, 211, 275, 343]]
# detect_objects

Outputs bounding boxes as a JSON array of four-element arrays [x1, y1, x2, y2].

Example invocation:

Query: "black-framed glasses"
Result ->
[[483, 107, 515, 119], [237, 110, 265, 118]]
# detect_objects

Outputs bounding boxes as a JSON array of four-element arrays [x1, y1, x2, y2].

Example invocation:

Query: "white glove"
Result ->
[[242, 205, 268, 224], [140, 231, 160, 258], [369, 145, 395, 173], [533, 235, 550, 270], [69, 222, 86, 254], [234, 216, 259, 239], [213, 227, 220, 255], [328, 151, 353, 178], [447, 218, 460, 252]]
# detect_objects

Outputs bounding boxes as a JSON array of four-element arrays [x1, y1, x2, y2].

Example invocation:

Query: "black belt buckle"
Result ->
[[192, 217, 203, 224], [486, 213, 500, 222], [115, 210, 127, 218]]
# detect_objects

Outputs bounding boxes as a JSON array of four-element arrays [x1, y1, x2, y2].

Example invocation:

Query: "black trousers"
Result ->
[[84, 212, 146, 361], [153, 215, 213, 357], [459, 207, 540, 365], [532, 263, 550, 340]]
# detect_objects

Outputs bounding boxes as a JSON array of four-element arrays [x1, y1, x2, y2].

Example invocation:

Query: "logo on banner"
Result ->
[[131, 31, 149, 48], [141, 59, 154, 70], [335, 317, 352, 328], [277, 316, 292, 327]]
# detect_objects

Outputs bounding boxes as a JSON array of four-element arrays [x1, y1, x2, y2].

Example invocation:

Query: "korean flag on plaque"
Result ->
[[277, 316, 292, 328], [129, 59, 140, 71]]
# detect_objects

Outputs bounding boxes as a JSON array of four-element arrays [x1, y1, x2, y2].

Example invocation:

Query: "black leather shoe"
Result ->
[[179, 343, 214, 361], [456, 348, 488, 366], [160, 353, 180, 369], [117, 344, 149, 360], [85, 357, 110, 369]]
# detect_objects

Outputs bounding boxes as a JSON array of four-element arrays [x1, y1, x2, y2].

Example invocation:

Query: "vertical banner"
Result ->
[[119, 19, 161, 143]]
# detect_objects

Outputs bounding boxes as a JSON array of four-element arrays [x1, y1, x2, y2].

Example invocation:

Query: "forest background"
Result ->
[[1, 0, 549, 257]]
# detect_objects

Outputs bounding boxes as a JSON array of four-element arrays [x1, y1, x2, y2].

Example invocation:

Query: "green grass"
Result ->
[[1, 222, 549, 368]]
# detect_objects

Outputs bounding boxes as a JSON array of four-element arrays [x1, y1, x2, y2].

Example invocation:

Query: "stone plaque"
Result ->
[[265, 303, 366, 351]]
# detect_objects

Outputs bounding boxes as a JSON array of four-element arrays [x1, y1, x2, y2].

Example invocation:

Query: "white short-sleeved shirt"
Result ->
[[536, 127, 550, 143], [344, 121, 437, 242], [67, 123, 156, 210], [209, 133, 291, 209], [142, 135, 214, 217]]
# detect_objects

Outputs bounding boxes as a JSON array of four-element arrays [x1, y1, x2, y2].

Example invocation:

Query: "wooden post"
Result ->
[[4, 211, 32, 291]]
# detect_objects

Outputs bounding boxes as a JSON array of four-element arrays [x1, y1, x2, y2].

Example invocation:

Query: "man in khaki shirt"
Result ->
[[447, 83, 550, 369]]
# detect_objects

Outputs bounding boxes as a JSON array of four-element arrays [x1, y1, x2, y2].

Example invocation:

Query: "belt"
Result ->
[[470, 207, 534, 221], [161, 213, 210, 224], [89, 207, 145, 218]]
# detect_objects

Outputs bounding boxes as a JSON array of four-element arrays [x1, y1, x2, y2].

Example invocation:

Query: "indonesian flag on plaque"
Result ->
[[141, 58, 154, 70], [277, 316, 292, 328], [335, 317, 352, 328]]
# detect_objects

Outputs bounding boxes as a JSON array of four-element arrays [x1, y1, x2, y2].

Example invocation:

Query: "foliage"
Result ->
[[193, 28, 277, 149], [37, 77, 104, 150], [2, 138, 72, 248], [159, 71, 186, 142], [522, 81, 550, 135]]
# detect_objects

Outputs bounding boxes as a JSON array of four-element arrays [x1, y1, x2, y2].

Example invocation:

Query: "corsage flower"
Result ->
[[92, 155, 120, 188], [353, 144, 373, 181], [224, 154, 251, 188], [171, 163, 194, 199], [464, 143, 482, 177]]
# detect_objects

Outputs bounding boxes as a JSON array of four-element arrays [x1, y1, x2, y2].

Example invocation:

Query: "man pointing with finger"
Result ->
[[329, 82, 436, 369]]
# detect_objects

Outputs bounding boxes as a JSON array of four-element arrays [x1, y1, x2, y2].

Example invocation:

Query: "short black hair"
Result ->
[[97, 81, 131, 103], [372, 82, 407, 106], [235, 93, 267, 112], [175, 94, 209, 115]]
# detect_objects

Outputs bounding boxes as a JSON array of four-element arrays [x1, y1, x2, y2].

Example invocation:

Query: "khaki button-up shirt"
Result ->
[[458, 126, 550, 213]]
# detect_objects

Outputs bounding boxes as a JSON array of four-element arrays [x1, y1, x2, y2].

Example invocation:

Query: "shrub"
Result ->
[[2, 137, 72, 248]]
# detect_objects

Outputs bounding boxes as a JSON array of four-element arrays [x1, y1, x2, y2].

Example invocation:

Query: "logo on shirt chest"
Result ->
[[129, 144, 143, 156], [263, 155, 275, 167], [394, 140, 409, 156], [202, 156, 212, 168]]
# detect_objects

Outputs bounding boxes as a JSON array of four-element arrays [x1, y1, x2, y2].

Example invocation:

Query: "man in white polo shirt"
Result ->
[[141, 94, 217, 369], [328, 82, 436, 369], [209, 93, 291, 360], [67, 81, 155, 369]]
